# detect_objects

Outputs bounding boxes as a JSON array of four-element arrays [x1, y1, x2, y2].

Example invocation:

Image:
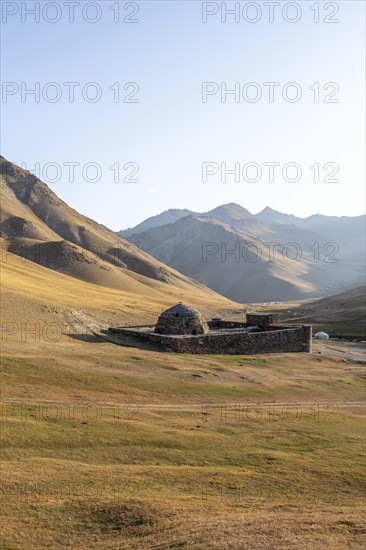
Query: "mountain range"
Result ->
[[1, 156, 364, 308], [120, 204, 365, 303]]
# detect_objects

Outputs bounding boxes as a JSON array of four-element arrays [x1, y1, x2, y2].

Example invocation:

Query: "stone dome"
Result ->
[[155, 303, 208, 335]]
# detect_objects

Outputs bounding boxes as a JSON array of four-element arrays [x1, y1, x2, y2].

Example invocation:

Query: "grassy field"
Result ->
[[1, 255, 365, 548], [1, 334, 365, 549]]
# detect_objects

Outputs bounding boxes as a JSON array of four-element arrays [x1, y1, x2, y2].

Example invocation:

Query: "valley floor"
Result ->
[[1, 330, 365, 549]]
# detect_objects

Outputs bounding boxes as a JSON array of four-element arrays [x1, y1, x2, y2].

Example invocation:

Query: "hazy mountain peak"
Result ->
[[120, 207, 196, 238], [123, 200, 365, 303], [260, 206, 288, 215], [206, 203, 253, 222], [255, 207, 298, 225]]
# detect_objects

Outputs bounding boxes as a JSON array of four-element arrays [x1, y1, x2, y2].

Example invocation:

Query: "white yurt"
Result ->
[[314, 331, 330, 340]]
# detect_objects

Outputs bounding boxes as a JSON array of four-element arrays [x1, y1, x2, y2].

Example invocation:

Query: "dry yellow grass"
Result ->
[[1, 252, 365, 549], [0, 250, 238, 326]]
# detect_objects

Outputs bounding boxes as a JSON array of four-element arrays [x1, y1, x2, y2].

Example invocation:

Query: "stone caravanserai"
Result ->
[[108, 303, 312, 355]]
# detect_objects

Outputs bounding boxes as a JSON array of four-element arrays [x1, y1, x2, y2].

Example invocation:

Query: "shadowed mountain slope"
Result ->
[[121, 204, 365, 302]]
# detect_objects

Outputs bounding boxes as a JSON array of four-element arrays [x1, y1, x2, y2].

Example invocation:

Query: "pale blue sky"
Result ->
[[1, 1, 365, 230]]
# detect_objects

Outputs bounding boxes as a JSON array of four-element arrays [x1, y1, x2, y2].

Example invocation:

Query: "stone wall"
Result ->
[[208, 319, 248, 329], [108, 325, 312, 355], [246, 313, 278, 330]]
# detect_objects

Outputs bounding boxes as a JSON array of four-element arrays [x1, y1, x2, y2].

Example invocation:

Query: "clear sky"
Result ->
[[1, 0, 365, 230]]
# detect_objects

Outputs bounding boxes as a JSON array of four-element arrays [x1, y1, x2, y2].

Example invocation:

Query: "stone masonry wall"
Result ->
[[108, 325, 312, 355], [246, 313, 278, 330]]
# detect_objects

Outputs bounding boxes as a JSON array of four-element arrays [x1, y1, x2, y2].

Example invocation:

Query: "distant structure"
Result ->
[[246, 313, 278, 330], [155, 303, 208, 335], [108, 304, 312, 355], [314, 331, 330, 340]]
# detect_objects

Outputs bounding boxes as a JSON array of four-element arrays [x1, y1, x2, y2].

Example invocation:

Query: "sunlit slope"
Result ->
[[0, 249, 238, 327], [0, 156, 235, 302], [300, 285, 366, 322]]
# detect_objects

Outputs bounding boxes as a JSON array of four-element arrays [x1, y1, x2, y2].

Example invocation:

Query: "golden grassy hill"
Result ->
[[0, 248, 239, 333], [0, 156, 237, 308], [303, 285, 366, 321]]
